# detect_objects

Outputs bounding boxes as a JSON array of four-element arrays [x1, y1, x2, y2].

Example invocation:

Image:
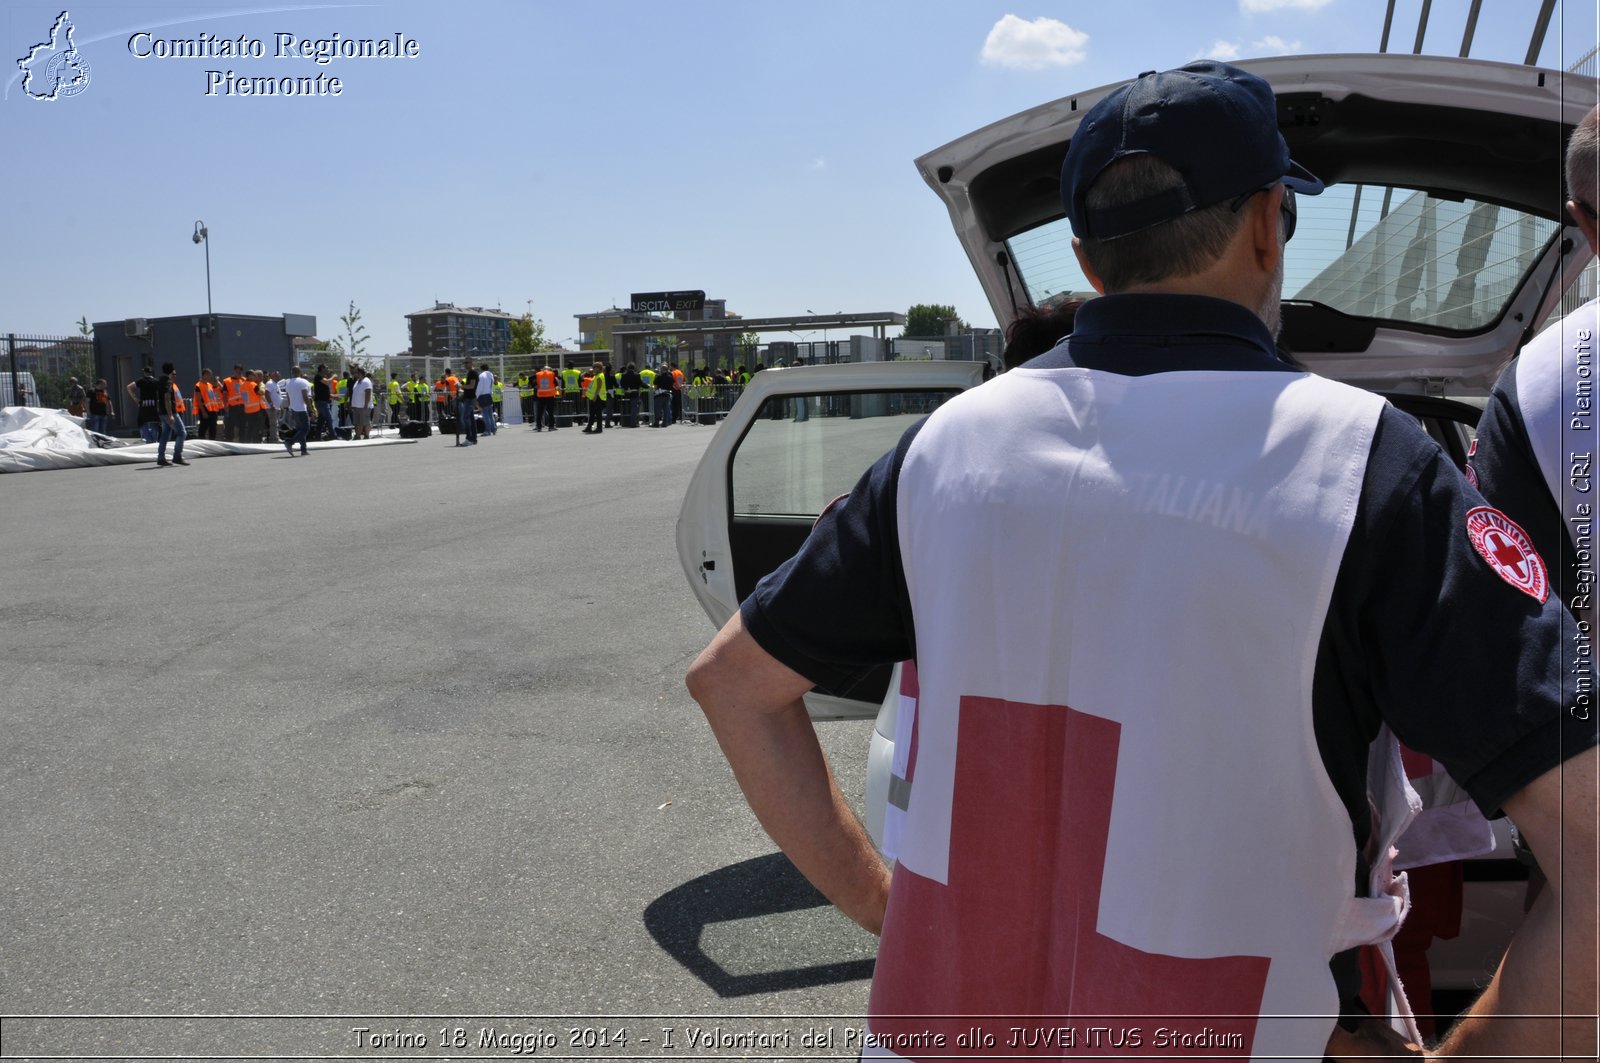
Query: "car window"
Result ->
[[1008, 184, 1561, 334], [1384, 393, 1482, 471], [730, 389, 962, 518], [1556, 256, 1599, 317]]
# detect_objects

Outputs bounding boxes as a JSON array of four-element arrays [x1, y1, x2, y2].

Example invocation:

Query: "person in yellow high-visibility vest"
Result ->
[[517, 371, 534, 424], [405, 375, 422, 421], [582, 361, 608, 434]]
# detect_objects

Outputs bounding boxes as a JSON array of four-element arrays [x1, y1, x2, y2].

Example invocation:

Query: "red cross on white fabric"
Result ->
[[1484, 530, 1528, 577], [870, 697, 1270, 1059]]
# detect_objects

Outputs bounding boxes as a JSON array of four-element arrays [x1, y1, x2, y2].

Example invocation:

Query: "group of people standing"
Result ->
[[109, 357, 755, 455], [122, 361, 380, 461], [444, 358, 498, 446], [66, 376, 118, 436], [225, 363, 376, 444], [574, 361, 754, 433], [426, 360, 751, 438]]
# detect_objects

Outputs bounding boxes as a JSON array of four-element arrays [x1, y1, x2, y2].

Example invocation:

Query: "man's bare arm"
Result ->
[[1435, 745, 1597, 1060], [686, 611, 892, 934]]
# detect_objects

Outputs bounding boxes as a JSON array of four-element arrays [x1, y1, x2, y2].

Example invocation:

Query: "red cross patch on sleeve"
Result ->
[[1465, 506, 1549, 603]]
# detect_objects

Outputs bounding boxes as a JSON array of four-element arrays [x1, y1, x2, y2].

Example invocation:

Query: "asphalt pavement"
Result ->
[[0, 418, 882, 1058]]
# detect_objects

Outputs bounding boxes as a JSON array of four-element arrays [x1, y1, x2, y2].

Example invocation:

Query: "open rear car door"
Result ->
[[677, 360, 984, 720]]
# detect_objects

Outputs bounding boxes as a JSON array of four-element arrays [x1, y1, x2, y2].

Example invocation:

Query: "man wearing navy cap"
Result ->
[[688, 62, 1594, 1060]]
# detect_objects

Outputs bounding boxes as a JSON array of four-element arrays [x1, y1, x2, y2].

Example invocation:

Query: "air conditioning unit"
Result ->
[[124, 318, 149, 337]]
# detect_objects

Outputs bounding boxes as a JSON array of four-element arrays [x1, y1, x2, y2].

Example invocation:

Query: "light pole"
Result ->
[[191, 221, 212, 317], [192, 221, 212, 374], [788, 330, 816, 366]]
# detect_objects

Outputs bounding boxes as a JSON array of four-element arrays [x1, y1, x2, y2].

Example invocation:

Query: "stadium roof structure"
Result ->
[[609, 311, 906, 339]]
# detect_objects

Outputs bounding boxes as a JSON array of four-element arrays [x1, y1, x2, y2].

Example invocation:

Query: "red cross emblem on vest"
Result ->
[[1465, 506, 1549, 603], [869, 697, 1270, 1058]]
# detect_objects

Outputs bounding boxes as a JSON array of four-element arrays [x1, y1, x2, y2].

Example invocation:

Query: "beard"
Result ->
[[1258, 239, 1286, 339]]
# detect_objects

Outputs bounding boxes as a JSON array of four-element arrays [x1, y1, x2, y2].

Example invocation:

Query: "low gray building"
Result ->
[[92, 313, 315, 432]]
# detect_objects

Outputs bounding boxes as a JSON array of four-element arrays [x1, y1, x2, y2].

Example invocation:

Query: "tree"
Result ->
[[509, 313, 553, 355], [736, 332, 760, 362], [36, 327, 94, 406], [328, 300, 370, 367], [904, 303, 965, 338]]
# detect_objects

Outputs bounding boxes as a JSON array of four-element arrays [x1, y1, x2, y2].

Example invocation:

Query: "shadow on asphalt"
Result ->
[[644, 853, 876, 997]]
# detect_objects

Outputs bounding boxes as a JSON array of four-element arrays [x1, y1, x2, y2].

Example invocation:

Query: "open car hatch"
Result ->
[[915, 53, 1599, 397]]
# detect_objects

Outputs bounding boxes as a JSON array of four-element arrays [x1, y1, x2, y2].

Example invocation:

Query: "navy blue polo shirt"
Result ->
[[745, 293, 1590, 826]]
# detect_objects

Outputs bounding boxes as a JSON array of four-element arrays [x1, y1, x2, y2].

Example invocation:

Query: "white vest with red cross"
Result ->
[[1510, 296, 1599, 629], [865, 367, 1402, 1062]]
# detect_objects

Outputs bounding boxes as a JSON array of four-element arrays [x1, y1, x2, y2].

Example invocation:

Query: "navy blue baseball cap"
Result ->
[[1061, 61, 1324, 240]]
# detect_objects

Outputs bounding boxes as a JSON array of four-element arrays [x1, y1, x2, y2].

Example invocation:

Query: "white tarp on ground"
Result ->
[[0, 407, 415, 474]]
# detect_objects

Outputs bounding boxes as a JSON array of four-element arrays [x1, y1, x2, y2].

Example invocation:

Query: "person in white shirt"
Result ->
[[476, 366, 497, 436], [260, 370, 286, 440], [269, 371, 289, 435], [282, 366, 313, 456], [349, 366, 374, 439]]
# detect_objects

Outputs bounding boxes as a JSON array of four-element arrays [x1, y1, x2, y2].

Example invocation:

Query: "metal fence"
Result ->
[[771, 335, 1002, 372], [4, 333, 94, 407], [886, 334, 1003, 367], [307, 352, 597, 387], [560, 384, 745, 429]]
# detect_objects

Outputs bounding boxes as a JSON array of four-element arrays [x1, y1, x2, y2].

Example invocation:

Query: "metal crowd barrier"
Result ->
[[535, 385, 748, 429], [681, 383, 742, 425], [209, 383, 756, 439]]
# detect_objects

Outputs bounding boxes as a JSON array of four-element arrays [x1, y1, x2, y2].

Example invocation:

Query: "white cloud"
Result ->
[[1252, 34, 1304, 53], [1198, 39, 1244, 61], [809, 157, 827, 170], [1239, 0, 1332, 11], [1194, 34, 1303, 61], [980, 15, 1089, 70]]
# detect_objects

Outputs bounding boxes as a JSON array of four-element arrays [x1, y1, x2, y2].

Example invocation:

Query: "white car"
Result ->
[[678, 53, 1597, 1001]]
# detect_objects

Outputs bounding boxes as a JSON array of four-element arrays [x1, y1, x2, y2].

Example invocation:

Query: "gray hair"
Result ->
[[1569, 106, 1599, 211], [1076, 155, 1249, 292]]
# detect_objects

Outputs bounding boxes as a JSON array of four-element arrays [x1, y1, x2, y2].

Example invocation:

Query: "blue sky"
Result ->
[[4, 0, 1598, 355]]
